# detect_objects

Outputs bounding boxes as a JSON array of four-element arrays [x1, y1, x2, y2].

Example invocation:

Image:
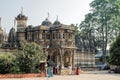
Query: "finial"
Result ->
[[21, 7, 23, 14], [47, 12, 49, 19], [56, 15, 58, 21], [14, 19, 16, 27], [0, 17, 1, 26]]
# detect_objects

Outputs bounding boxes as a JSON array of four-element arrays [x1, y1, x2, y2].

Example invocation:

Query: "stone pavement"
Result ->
[[1, 71, 120, 80]]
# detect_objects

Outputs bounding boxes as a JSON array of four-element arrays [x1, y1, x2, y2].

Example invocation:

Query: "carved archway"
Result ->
[[63, 50, 71, 67], [50, 50, 60, 67]]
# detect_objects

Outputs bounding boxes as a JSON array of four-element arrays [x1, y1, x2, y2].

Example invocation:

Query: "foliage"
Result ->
[[108, 33, 120, 66], [80, 0, 120, 62], [71, 24, 80, 46], [16, 41, 47, 73], [0, 41, 47, 74], [0, 53, 19, 74]]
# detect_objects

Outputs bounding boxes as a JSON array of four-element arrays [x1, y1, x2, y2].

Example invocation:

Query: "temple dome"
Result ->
[[8, 27, 16, 42], [53, 16, 61, 26], [16, 13, 28, 20], [53, 20, 61, 25], [41, 18, 52, 26]]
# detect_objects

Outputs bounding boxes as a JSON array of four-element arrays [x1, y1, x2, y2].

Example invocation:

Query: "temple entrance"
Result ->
[[47, 51, 60, 67], [63, 51, 71, 68], [47, 49, 74, 70]]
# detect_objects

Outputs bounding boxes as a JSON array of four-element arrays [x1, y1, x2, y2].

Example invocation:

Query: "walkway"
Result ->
[[1, 71, 120, 80]]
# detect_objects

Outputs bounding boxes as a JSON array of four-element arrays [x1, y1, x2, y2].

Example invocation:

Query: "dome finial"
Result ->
[[56, 15, 58, 21], [47, 12, 49, 19], [21, 7, 23, 14], [53, 16, 61, 25], [14, 19, 16, 27], [0, 17, 3, 31], [0, 17, 1, 26]]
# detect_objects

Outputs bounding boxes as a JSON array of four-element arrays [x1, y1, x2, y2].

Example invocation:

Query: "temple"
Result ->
[[0, 11, 96, 70], [0, 17, 7, 48]]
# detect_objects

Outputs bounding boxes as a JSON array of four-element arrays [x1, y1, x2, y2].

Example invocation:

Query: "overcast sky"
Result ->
[[0, 0, 93, 33]]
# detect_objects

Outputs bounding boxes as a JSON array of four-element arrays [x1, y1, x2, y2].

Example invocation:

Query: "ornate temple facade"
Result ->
[[0, 11, 96, 69], [8, 12, 76, 69]]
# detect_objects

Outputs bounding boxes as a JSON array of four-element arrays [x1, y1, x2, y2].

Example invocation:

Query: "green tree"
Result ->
[[0, 53, 18, 74], [80, 0, 120, 62], [109, 33, 120, 66], [90, 0, 120, 62], [80, 13, 97, 52], [71, 24, 80, 46], [16, 41, 47, 73]]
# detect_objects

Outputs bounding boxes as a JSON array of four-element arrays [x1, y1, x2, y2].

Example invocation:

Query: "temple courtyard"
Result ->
[[1, 71, 120, 80]]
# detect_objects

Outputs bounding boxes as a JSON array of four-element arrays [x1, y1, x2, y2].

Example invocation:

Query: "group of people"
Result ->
[[43, 63, 80, 77], [45, 65, 60, 77]]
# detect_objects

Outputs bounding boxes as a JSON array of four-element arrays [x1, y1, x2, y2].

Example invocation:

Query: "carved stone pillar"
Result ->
[[60, 33, 63, 39], [72, 50, 75, 69], [69, 55, 72, 66], [59, 48, 64, 74]]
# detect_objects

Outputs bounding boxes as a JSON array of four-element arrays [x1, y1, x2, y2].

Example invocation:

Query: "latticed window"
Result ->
[[42, 34, 45, 39], [69, 34, 71, 39], [0, 34, 2, 43], [56, 33, 58, 39], [59, 33, 61, 39], [53, 34, 55, 39], [63, 34, 65, 38], [46, 34, 50, 39]]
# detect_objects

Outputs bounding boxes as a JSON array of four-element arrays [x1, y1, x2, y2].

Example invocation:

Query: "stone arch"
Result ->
[[51, 51, 57, 66], [48, 50, 60, 67], [63, 50, 71, 67]]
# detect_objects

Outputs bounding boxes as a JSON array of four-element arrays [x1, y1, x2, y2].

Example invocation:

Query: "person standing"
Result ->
[[68, 65, 72, 75]]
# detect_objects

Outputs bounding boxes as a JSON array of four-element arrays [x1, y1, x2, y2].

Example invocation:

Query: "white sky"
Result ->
[[0, 0, 93, 33]]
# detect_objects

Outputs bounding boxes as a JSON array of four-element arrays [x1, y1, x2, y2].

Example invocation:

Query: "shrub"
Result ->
[[16, 41, 48, 73], [0, 53, 19, 74], [108, 33, 120, 66]]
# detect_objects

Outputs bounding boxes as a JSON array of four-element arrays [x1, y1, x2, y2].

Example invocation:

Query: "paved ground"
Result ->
[[1, 71, 120, 80]]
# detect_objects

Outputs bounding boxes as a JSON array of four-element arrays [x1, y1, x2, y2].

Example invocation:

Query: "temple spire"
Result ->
[[21, 7, 23, 14], [56, 15, 58, 21], [0, 17, 1, 26], [0, 17, 2, 29], [14, 19, 16, 27], [47, 12, 49, 19], [0, 17, 3, 31]]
